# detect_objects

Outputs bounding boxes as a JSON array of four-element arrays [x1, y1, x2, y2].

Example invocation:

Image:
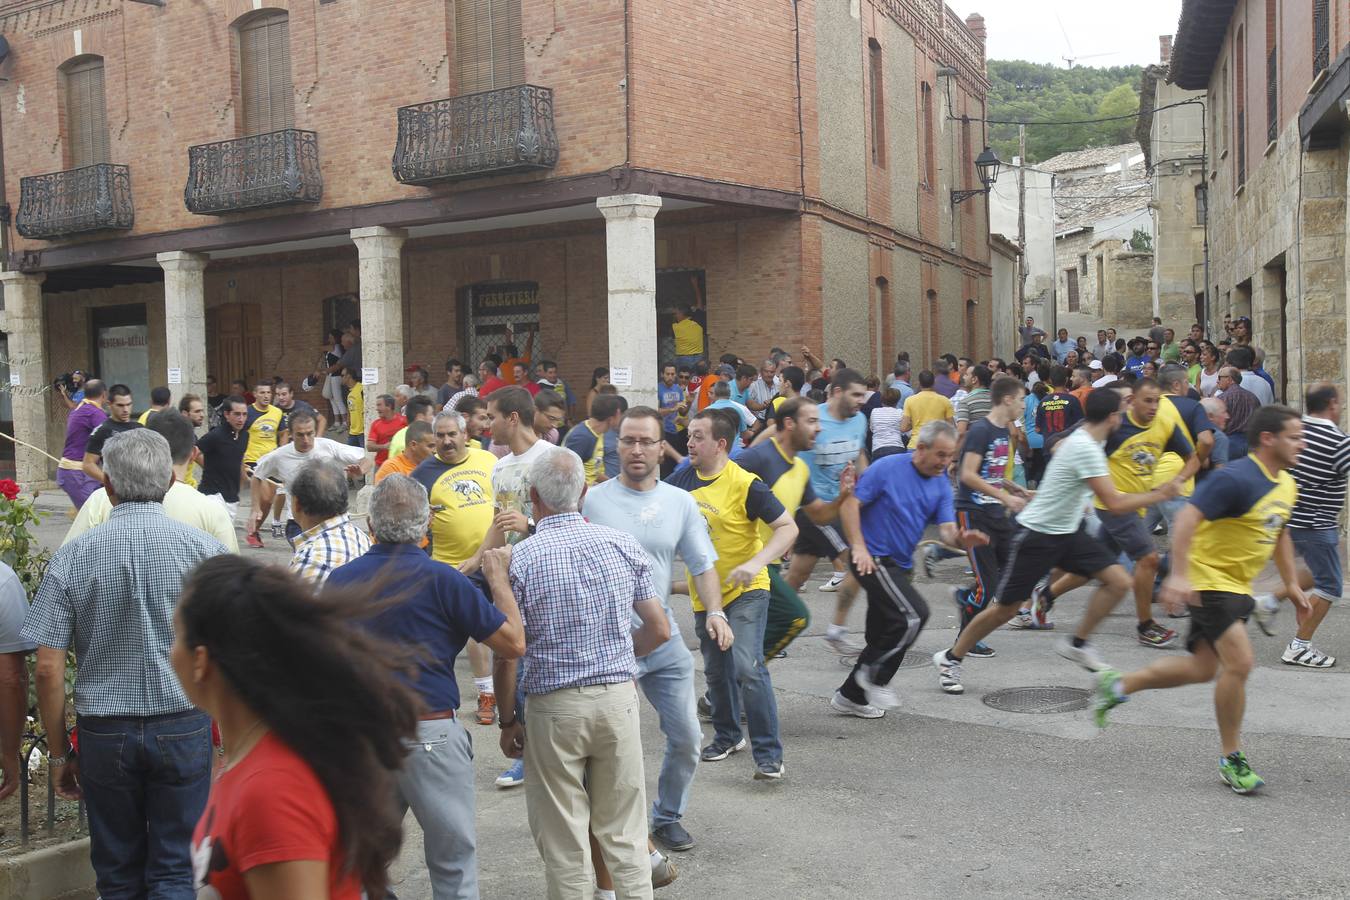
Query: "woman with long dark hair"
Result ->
[[172, 557, 421, 900]]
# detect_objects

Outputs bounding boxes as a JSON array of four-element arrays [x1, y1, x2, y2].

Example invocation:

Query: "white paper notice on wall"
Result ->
[[610, 366, 633, 387], [362, 367, 379, 386], [7, 371, 18, 387], [167, 368, 182, 385]]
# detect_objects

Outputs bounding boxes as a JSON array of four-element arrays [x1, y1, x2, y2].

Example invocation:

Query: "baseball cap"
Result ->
[[716, 364, 736, 378], [1089, 360, 1103, 370]]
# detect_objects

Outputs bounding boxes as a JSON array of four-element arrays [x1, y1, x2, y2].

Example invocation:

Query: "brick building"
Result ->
[[1169, 0, 1349, 405], [0, 0, 994, 487]]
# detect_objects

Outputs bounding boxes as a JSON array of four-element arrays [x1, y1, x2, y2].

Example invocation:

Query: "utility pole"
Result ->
[[1016, 124, 1027, 336]]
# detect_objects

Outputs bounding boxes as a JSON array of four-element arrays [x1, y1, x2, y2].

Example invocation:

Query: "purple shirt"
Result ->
[[63, 402, 107, 461]]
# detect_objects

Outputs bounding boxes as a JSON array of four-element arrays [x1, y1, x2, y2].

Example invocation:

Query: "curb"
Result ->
[[0, 838, 95, 900]]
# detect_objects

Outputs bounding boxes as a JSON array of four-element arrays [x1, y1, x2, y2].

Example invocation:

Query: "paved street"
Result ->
[[28, 490, 1350, 899]]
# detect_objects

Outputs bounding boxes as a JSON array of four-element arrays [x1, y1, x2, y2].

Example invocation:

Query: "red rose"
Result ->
[[0, 480, 19, 501]]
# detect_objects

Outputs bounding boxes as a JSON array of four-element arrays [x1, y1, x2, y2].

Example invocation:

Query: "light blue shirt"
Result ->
[[801, 408, 867, 501], [889, 379, 916, 406]]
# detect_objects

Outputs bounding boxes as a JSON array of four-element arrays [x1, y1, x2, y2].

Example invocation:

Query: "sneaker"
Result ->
[[1056, 636, 1108, 672], [1030, 586, 1055, 629], [932, 650, 964, 694], [752, 761, 785, 780], [854, 668, 900, 709], [1137, 621, 1178, 648], [1219, 751, 1265, 794], [1166, 606, 1191, 619], [950, 586, 976, 618], [476, 693, 497, 726], [1282, 643, 1336, 668], [696, 693, 713, 722], [651, 850, 679, 888], [829, 691, 885, 718], [495, 759, 525, 788], [652, 821, 695, 852], [965, 641, 996, 658], [819, 572, 846, 592], [700, 738, 747, 762], [269, 521, 284, 538], [772, 648, 788, 659], [1007, 609, 1034, 629], [824, 633, 864, 655], [1092, 668, 1126, 728], [245, 532, 264, 549], [1251, 593, 1279, 637], [921, 544, 938, 579]]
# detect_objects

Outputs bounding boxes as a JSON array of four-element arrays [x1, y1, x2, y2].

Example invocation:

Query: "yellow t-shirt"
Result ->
[[771, 395, 788, 414], [1096, 405, 1193, 510], [666, 460, 785, 611], [562, 422, 605, 485], [243, 404, 285, 464], [1151, 396, 1206, 497], [410, 448, 498, 567], [902, 391, 954, 448], [739, 438, 813, 545], [346, 384, 364, 436], [672, 317, 704, 357], [1188, 456, 1297, 594]]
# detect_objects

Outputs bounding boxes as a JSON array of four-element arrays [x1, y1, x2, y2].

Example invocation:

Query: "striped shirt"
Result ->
[[289, 514, 372, 585], [1288, 415, 1350, 530], [956, 388, 991, 426]]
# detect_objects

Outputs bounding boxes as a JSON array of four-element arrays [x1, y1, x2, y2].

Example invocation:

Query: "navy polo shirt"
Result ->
[[327, 543, 506, 712]]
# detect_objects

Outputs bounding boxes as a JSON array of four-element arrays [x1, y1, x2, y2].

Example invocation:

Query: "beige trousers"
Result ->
[[523, 681, 652, 900]]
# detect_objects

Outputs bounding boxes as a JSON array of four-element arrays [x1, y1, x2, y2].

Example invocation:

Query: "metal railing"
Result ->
[[184, 128, 323, 215], [1314, 0, 1330, 75], [15, 163, 133, 240], [392, 84, 559, 185], [17, 729, 84, 846]]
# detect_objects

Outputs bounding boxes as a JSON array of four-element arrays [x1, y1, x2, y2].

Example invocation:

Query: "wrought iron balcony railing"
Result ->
[[184, 128, 322, 215], [392, 84, 559, 185], [16, 163, 133, 240]]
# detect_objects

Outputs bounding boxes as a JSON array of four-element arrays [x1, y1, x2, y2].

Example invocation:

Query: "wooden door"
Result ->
[[1066, 269, 1080, 313], [207, 303, 264, 388]]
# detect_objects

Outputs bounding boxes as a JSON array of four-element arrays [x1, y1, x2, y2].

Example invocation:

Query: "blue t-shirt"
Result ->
[[604, 430, 620, 478], [327, 543, 505, 711], [890, 380, 915, 406], [658, 383, 685, 433], [800, 409, 867, 501], [854, 453, 954, 564]]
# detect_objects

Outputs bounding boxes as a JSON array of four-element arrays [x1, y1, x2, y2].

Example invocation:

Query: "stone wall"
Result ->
[[1101, 247, 1155, 330]]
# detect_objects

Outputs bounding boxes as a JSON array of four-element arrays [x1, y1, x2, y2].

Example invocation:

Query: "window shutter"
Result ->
[[65, 58, 109, 167], [456, 0, 523, 93], [240, 13, 294, 134]]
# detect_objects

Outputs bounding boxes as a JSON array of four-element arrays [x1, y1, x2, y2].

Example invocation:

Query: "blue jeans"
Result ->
[[635, 636, 701, 828], [394, 719, 478, 900], [76, 710, 213, 900], [694, 589, 782, 766], [1291, 527, 1343, 601], [675, 354, 703, 373]]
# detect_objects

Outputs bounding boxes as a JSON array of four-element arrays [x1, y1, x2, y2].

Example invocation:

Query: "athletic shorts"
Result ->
[[1096, 508, 1156, 562], [793, 511, 847, 560], [1186, 591, 1253, 652], [1290, 528, 1343, 602], [994, 522, 1120, 606]]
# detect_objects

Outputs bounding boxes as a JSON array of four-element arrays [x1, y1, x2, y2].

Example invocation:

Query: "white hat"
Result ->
[[1089, 360, 1103, 370]]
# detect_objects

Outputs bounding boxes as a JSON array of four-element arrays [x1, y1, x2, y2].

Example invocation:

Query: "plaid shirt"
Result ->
[[22, 502, 228, 717], [509, 512, 658, 695], [289, 514, 372, 586]]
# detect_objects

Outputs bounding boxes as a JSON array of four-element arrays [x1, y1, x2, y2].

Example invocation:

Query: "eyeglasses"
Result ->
[[618, 438, 661, 449]]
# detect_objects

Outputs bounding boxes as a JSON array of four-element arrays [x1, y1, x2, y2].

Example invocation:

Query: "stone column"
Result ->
[[0, 271, 49, 489], [350, 226, 407, 439], [597, 194, 662, 409], [157, 251, 210, 405]]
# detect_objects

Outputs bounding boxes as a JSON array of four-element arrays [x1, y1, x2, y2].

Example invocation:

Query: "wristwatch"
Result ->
[[498, 713, 519, 729], [48, 749, 74, 766], [706, 610, 729, 622]]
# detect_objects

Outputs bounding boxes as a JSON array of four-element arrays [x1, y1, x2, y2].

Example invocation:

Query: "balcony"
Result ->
[[184, 129, 322, 215], [15, 163, 133, 240], [392, 84, 559, 185]]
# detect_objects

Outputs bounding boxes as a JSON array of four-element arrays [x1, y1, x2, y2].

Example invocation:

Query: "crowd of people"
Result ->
[[5, 309, 1344, 899]]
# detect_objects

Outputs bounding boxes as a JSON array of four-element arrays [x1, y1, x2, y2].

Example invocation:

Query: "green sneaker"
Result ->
[[1092, 669, 1125, 728], [1219, 752, 1265, 794]]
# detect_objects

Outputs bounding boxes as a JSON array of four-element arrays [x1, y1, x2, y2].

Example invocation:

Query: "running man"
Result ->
[[1095, 405, 1308, 794], [834, 421, 986, 718], [1033, 378, 1195, 647], [932, 388, 1183, 695]]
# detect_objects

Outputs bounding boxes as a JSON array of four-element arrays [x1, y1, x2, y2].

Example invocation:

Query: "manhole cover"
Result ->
[[982, 686, 1090, 714], [838, 649, 936, 669]]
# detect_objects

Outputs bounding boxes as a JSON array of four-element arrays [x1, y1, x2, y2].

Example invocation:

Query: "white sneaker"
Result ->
[[1282, 643, 1335, 668], [932, 650, 964, 694], [1056, 636, 1108, 672], [824, 633, 864, 655], [819, 572, 846, 592], [1251, 593, 1279, 637], [830, 691, 886, 718], [855, 668, 901, 709]]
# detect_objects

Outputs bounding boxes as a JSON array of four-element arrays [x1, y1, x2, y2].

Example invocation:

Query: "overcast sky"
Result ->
[[946, 1, 1185, 68]]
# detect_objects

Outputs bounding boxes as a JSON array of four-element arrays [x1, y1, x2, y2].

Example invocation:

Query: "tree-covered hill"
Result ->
[[985, 60, 1144, 164]]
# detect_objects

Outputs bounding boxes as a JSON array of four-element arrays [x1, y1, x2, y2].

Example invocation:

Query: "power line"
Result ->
[[956, 98, 1205, 129]]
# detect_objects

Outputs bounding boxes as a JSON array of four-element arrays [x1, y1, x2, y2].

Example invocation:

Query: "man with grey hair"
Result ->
[[488, 446, 671, 899], [1199, 396, 1230, 471], [23, 428, 228, 899], [889, 360, 914, 405], [289, 458, 371, 585], [745, 359, 779, 427], [328, 474, 525, 899]]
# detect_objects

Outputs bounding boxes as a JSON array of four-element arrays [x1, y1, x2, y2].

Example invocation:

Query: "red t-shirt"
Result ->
[[367, 414, 407, 467], [191, 733, 360, 900], [479, 376, 507, 397]]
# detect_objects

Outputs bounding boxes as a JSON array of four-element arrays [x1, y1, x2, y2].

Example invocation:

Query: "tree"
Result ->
[[1096, 83, 1141, 144], [987, 61, 1145, 163]]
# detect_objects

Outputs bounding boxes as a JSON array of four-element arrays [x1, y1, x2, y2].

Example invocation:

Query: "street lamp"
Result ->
[[951, 146, 1002, 205]]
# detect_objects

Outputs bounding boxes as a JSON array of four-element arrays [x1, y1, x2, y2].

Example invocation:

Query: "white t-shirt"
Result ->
[[253, 437, 366, 519], [1015, 428, 1108, 534], [1092, 374, 1118, 388], [492, 438, 552, 544], [869, 407, 905, 450]]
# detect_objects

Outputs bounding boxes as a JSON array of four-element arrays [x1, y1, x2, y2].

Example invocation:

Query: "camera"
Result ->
[[52, 372, 78, 393]]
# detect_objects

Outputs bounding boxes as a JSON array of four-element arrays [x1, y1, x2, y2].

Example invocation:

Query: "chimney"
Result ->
[[965, 12, 987, 42], [1159, 34, 1173, 65]]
